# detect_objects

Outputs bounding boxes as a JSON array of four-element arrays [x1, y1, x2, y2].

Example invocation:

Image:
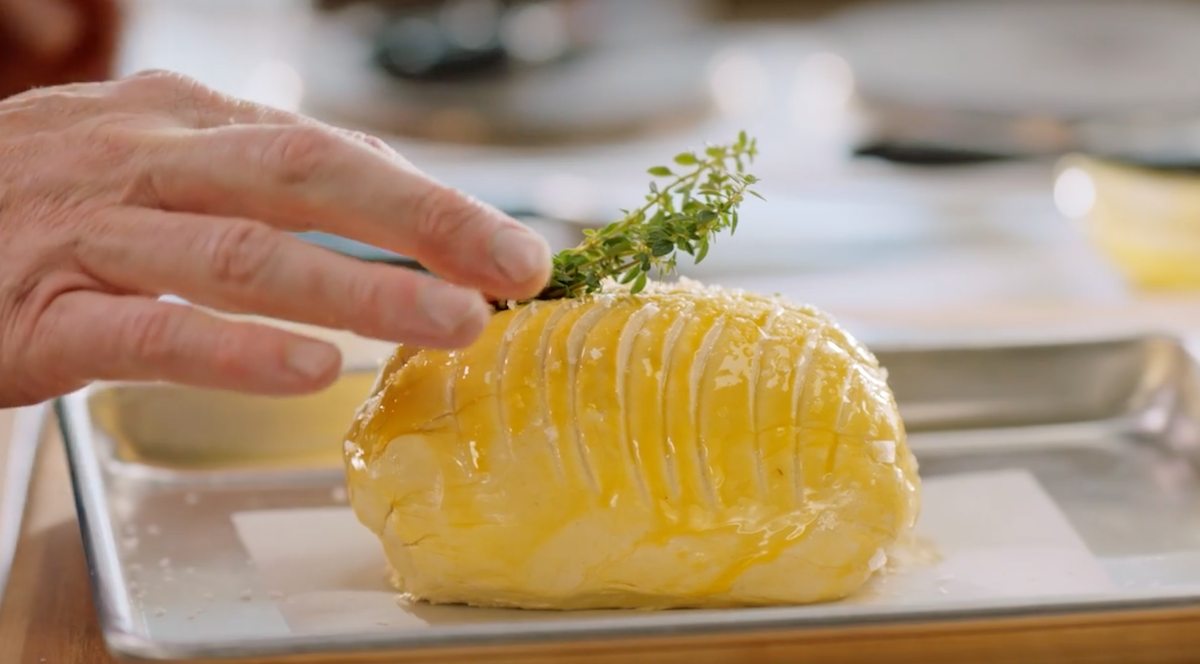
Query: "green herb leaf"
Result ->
[[494, 132, 763, 309], [630, 271, 649, 294], [674, 152, 699, 166]]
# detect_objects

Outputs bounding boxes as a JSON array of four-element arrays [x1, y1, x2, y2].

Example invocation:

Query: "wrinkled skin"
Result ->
[[0, 69, 553, 407]]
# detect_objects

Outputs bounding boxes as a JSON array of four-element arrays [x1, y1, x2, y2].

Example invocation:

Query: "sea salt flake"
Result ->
[[868, 548, 888, 572], [870, 440, 897, 464]]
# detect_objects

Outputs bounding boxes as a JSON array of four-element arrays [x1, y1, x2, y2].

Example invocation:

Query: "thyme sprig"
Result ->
[[497, 132, 762, 311]]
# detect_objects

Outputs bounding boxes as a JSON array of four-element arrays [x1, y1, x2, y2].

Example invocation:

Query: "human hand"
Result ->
[[0, 70, 552, 408]]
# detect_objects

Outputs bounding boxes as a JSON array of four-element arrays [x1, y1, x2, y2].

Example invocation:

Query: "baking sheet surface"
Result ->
[[59, 334, 1200, 659]]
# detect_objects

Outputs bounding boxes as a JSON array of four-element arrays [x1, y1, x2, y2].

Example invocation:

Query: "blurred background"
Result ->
[[22, 0, 1200, 339]]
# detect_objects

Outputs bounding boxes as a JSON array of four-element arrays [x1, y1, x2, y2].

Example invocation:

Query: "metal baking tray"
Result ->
[[57, 333, 1200, 661]]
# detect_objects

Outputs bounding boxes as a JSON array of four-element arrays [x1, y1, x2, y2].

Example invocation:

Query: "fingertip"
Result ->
[[283, 338, 343, 387], [488, 225, 554, 298], [416, 280, 488, 339], [446, 297, 492, 347]]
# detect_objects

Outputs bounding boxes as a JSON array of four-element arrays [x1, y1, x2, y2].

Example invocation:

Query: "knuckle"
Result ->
[[123, 69, 225, 117], [360, 134, 392, 153], [227, 97, 273, 124], [208, 326, 250, 377], [118, 305, 183, 365], [207, 222, 278, 287], [120, 69, 191, 99], [262, 126, 337, 186], [49, 123, 143, 199], [410, 185, 481, 246], [127, 68, 196, 89], [130, 68, 175, 79], [76, 115, 141, 157], [340, 129, 392, 155], [344, 275, 388, 329], [173, 81, 226, 118]]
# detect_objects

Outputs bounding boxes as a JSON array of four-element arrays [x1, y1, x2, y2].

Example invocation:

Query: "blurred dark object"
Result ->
[[821, 0, 1200, 166], [370, 0, 588, 83], [316, 0, 590, 84], [0, 0, 122, 100], [851, 105, 1075, 165], [300, 0, 716, 146], [854, 142, 1017, 166], [855, 111, 1200, 170], [713, 0, 875, 20], [714, 0, 1200, 20]]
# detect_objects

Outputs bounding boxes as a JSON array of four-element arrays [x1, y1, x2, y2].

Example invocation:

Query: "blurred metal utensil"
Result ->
[[854, 105, 1200, 169], [0, 402, 51, 606], [300, 0, 715, 146], [1074, 114, 1200, 171], [851, 103, 1074, 165], [295, 206, 589, 271], [824, 0, 1200, 168]]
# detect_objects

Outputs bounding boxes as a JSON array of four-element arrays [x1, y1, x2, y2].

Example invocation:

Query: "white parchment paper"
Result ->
[[230, 469, 1114, 636]]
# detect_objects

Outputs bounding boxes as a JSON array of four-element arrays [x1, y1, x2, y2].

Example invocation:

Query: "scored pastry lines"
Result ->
[[618, 304, 659, 507], [748, 306, 782, 502], [496, 303, 539, 461], [536, 302, 574, 482], [691, 315, 726, 510], [658, 303, 693, 504], [564, 300, 614, 495], [826, 355, 857, 475], [790, 312, 828, 505], [448, 351, 465, 475]]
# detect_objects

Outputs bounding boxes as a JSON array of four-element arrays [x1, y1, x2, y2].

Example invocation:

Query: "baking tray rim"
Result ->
[[57, 329, 1200, 662], [89, 587, 1200, 662]]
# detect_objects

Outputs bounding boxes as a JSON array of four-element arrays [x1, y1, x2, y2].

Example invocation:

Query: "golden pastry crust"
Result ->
[[343, 279, 920, 610]]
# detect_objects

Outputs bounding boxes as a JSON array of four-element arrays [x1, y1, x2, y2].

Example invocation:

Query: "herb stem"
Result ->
[[495, 131, 762, 310]]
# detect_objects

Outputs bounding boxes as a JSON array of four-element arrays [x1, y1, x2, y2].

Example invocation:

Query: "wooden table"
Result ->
[[6, 301, 1200, 664]]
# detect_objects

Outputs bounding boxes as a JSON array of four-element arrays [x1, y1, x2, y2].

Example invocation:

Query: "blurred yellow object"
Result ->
[[1056, 153, 1200, 290], [343, 279, 921, 610]]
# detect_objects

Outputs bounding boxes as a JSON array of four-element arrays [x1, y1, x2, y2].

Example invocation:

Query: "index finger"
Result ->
[[135, 123, 553, 302]]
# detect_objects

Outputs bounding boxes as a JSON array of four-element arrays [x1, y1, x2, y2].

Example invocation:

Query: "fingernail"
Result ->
[[420, 282, 488, 334], [490, 226, 551, 284], [286, 340, 341, 380]]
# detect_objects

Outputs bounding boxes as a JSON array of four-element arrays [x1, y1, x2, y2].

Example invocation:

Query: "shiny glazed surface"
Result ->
[[343, 279, 921, 610]]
